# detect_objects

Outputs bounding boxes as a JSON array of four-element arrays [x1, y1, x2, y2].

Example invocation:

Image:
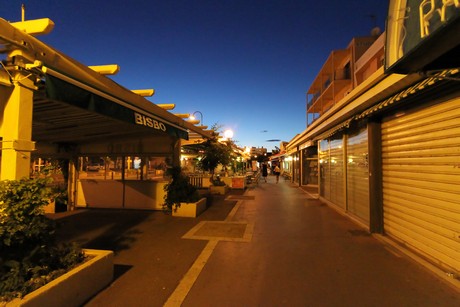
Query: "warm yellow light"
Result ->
[[224, 129, 234, 139]]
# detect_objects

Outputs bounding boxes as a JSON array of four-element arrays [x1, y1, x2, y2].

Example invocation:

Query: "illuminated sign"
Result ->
[[385, 0, 460, 73]]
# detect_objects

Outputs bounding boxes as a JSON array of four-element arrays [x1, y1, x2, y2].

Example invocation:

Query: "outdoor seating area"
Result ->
[[282, 171, 292, 181], [187, 173, 247, 190], [245, 171, 260, 185]]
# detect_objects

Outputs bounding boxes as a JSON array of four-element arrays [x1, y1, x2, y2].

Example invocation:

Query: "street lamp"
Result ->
[[190, 111, 203, 125], [224, 129, 234, 139]]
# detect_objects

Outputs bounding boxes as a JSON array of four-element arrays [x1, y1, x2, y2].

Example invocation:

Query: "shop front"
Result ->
[[76, 154, 171, 210], [319, 134, 345, 210], [301, 145, 318, 186], [380, 96, 460, 276], [317, 120, 370, 225], [0, 18, 211, 211]]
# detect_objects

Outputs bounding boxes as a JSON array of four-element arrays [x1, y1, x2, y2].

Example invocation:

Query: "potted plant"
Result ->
[[163, 166, 207, 217], [0, 178, 113, 305], [209, 174, 228, 195]]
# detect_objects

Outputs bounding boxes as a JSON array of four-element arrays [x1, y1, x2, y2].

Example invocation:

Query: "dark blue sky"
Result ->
[[2, 0, 388, 151]]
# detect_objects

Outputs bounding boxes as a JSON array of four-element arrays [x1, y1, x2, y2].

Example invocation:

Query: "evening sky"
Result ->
[[1, 0, 389, 151]]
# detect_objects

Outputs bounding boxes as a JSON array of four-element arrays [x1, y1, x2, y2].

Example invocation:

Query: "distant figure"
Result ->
[[274, 164, 281, 183], [262, 163, 268, 182]]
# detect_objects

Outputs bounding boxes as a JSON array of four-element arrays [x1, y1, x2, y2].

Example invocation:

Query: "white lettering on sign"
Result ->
[[134, 112, 167, 131]]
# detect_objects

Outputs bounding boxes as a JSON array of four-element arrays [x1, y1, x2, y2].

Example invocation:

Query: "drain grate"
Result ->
[[182, 221, 254, 242]]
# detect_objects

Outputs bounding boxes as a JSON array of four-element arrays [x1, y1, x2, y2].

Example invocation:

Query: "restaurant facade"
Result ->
[[0, 17, 211, 211]]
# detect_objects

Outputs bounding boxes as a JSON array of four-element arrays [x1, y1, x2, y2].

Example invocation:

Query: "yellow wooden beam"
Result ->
[[131, 89, 155, 97], [10, 18, 55, 36], [0, 69, 12, 87], [89, 65, 120, 75], [157, 104, 175, 110], [174, 113, 190, 118]]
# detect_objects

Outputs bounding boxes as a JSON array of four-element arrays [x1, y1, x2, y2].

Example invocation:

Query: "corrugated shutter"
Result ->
[[381, 98, 460, 274], [319, 136, 345, 209], [319, 140, 331, 199], [330, 137, 345, 208], [347, 127, 369, 223]]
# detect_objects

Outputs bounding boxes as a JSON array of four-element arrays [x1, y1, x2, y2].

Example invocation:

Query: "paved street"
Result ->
[[54, 178, 460, 306]]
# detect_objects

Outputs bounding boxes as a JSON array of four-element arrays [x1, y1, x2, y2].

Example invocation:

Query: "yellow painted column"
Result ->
[[68, 159, 77, 211], [0, 72, 35, 180]]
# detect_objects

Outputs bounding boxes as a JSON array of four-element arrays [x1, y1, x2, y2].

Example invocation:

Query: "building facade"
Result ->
[[287, 29, 460, 277]]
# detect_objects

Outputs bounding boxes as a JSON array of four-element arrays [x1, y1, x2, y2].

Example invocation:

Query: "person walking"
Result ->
[[262, 162, 268, 182], [274, 164, 280, 183]]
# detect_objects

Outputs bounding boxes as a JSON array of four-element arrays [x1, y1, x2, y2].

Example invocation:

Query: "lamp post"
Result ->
[[190, 111, 204, 125]]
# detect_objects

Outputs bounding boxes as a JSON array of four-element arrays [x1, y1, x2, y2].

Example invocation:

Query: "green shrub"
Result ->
[[163, 166, 200, 212], [0, 178, 85, 302]]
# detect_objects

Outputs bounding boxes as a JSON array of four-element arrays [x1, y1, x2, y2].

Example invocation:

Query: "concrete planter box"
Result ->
[[209, 185, 228, 195], [44, 200, 56, 214], [172, 197, 207, 218], [5, 249, 113, 307]]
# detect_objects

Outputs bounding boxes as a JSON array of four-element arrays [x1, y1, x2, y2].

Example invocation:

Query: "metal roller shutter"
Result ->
[[319, 140, 331, 200], [347, 127, 369, 223], [330, 137, 345, 209], [319, 136, 345, 209], [381, 98, 460, 274]]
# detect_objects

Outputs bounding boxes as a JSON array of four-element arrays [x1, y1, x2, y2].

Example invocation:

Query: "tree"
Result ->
[[196, 124, 235, 182]]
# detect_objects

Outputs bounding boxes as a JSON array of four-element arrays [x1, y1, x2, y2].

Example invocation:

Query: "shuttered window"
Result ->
[[381, 98, 460, 274], [319, 135, 345, 209], [330, 136, 345, 208], [319, 139, 331, 199], [347, 127, 369, 223]]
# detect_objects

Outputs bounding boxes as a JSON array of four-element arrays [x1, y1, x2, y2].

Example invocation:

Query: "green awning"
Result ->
[[45, 74, 189, 140]]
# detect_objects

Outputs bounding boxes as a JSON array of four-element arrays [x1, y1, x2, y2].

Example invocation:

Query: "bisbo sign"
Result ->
[[134, 112, 167, 131]]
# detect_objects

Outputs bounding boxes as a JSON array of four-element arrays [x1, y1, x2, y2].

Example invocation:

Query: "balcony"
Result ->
[[306, 49, 352, 126], [305, 35, 381, 127]]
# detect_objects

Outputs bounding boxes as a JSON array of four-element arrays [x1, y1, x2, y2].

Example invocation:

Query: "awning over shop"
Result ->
[[44, 70, 188, 140], [313, 118, 353, 141], [269, 150, 286, 161], [355, 68, 460, 120]]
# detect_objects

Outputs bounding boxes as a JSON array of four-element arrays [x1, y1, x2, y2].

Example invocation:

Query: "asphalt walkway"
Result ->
[[54, 177, 460, 306]]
